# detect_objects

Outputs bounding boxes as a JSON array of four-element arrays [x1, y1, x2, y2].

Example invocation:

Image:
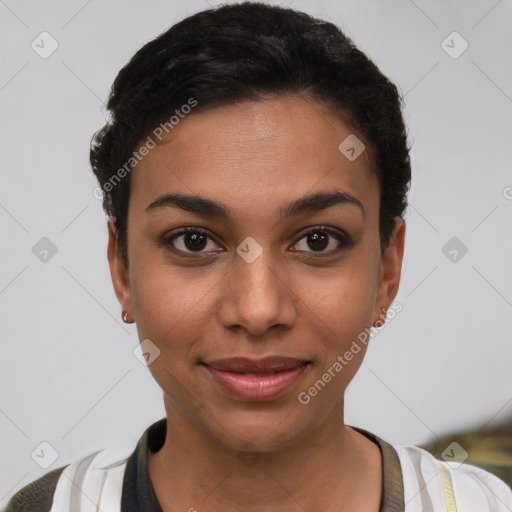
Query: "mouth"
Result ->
[[201, 357, 312, 401]]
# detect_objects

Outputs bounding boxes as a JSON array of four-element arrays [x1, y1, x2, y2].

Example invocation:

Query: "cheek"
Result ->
[[131, 264, 216, 346], [130, 265, 214, 398], [293, 267, 378, 407], [300, 261, 378, 341]]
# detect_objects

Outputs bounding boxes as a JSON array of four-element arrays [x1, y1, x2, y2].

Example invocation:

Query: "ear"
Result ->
[[372, 217, 406, 324], [107, 217, 133, 321]]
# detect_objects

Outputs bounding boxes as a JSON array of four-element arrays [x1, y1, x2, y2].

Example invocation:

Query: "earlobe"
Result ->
[[372, 217, 406, 325], [107, 217, 134, 321]]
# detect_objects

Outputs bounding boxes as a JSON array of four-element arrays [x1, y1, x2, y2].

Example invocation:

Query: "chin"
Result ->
[[203, 403, 311, 454]]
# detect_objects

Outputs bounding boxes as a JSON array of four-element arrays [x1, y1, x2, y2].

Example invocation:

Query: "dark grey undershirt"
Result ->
[[121, 417, 405, 512]]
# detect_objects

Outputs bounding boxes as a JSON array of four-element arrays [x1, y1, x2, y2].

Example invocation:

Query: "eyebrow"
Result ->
[[145, 190, 365, 221]]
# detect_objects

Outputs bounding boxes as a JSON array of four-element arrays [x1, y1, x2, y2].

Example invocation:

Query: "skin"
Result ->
[[107, 93, 405, 511]]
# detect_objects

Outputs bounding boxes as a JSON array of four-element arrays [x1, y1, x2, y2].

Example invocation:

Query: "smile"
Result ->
[[202, 357, 311, 401]]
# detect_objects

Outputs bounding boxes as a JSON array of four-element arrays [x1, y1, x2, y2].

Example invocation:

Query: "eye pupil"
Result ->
[[308, 232, 328, 251], [185, 233, 207, 251]]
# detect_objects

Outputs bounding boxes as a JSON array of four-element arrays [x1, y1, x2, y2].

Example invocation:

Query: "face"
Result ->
[[108, 93, 405, 452]]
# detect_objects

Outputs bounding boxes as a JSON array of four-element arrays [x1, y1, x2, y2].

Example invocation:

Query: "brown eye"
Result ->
[[306, 232, 329, 251], [182, 232, 208, 251], [290, 227, 352, 254], [163, 228, 222, 254]]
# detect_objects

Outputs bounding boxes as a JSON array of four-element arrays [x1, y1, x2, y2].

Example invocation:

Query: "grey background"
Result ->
[[1, 0, 511, 506]]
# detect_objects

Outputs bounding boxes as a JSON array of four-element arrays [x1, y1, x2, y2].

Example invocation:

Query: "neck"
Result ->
[[147, 395, 381, 511]]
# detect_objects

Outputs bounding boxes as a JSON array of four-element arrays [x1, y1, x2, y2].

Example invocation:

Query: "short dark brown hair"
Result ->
[[90, 1, 412, 269]]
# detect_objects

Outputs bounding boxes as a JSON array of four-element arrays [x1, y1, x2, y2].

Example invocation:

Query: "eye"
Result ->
[[290, 227, 353, 254], [162, 226, 353, 256], [163, 227, 222, 254]]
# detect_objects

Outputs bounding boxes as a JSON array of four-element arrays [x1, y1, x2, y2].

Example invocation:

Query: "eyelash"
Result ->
[[161, 226, 353, 256]]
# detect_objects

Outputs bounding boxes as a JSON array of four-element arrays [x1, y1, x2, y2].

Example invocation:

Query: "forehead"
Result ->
[[130, 94, 379, 223]]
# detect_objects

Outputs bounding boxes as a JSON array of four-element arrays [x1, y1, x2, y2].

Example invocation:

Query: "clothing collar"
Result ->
[[121, 418, 405, 512], [351, 425, 405, 512]]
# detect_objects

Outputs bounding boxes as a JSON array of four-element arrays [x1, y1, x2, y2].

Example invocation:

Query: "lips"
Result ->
[[202, 357, 311, 401], [204, 356, 310, 374]]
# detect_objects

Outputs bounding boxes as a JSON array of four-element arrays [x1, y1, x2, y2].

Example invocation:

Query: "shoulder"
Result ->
[[394, 443, 512, 511], [4, 465, 68, 512], [4, 444, 133, 512]]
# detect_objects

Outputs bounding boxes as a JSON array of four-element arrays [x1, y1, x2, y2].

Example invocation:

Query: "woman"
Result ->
[[6, 2, 512, 511]]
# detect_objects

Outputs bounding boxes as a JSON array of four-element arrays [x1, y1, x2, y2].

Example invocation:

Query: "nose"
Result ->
[[218, 247, 297, 337]]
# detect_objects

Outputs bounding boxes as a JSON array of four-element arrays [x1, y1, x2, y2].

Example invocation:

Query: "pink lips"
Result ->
[[203, 356, 310, 401]]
